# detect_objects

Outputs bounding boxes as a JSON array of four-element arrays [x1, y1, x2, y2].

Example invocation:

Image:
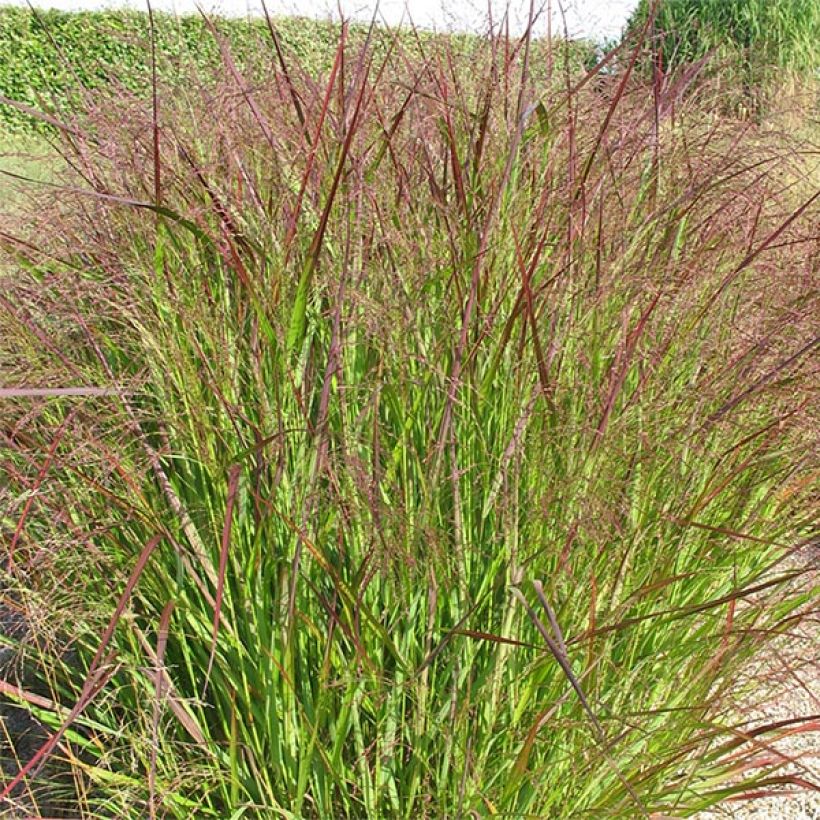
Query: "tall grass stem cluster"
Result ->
[[0, 9, 818, 818], [628, 0, 820, 116]]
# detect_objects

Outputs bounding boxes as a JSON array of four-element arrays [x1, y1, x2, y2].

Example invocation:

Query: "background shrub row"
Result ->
[[0, 6, 599, 134], [0, 6, 378, 132]]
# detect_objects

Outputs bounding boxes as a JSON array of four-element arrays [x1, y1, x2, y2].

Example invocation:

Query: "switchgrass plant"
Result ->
[[627, 0, 820, 117], [629, 0, 820, 72], [0, 13, 818, 818]]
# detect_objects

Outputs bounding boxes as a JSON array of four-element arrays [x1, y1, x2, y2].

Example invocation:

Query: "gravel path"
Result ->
[[696, 548, 819, 819]]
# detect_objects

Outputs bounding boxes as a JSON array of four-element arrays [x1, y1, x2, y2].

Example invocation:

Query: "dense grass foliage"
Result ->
[[0, 15, 818, 819], [628, 0, 820, 113], [629, 0, 819, 71]]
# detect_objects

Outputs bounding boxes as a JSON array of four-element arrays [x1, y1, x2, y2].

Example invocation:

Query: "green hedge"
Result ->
[[0, 6, 361, 132], [0, 6, 598, 134]]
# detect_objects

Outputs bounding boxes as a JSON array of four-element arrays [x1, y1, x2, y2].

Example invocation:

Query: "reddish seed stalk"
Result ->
[[0, 535, 163, 799]]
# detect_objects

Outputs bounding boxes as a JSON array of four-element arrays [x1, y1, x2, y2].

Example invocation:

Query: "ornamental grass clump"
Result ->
[[627, 0, 820, 117], [0, 10, 818, 818]]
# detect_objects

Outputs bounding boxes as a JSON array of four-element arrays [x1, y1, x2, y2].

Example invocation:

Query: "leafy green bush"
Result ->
[[0, 6, 599, 135], [0, 6, 357, 132]]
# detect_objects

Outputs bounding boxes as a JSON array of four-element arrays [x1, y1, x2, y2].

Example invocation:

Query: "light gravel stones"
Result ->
[[696, 547, 819, 820]]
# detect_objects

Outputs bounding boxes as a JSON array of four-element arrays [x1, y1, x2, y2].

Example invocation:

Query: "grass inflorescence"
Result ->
[[0, 9, 818, 818]]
